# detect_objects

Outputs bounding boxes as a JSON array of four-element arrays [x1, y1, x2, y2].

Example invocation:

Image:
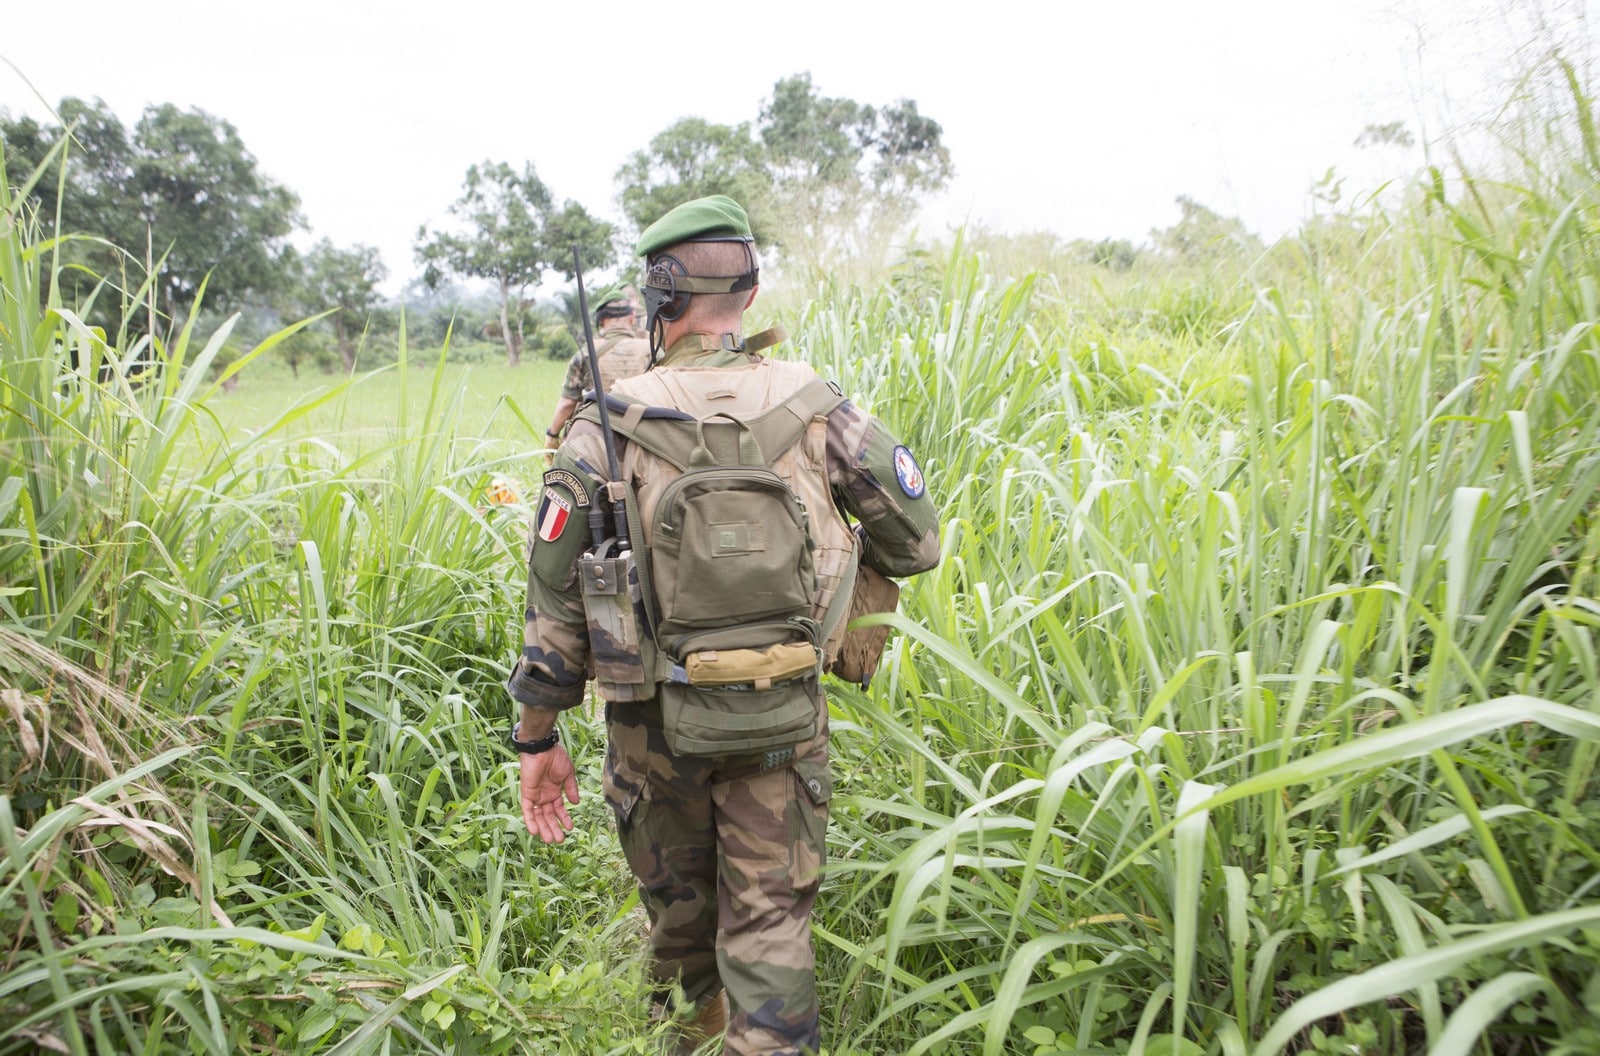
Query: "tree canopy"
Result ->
[[616, 118, 774, 244], [1149, 195, 1262, 263], [616, 74, 952, 267], [1, 97, 302, 333], [416, 161, 614, 366]]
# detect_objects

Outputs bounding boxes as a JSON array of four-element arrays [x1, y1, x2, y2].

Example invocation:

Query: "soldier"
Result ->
[[544, 287, 651, 444], [507, 195, 940, 1056]]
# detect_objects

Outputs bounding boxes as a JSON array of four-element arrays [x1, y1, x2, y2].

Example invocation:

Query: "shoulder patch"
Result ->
[[536, 487, 575, 542], [892, 445, 925, 499], [541, 468, 591, 508]]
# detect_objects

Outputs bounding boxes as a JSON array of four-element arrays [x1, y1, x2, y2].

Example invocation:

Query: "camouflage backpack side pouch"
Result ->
[[827, 562, 901, 688]]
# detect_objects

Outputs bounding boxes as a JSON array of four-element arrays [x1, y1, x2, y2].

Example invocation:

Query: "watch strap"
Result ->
[[510, 721, 561, 755]]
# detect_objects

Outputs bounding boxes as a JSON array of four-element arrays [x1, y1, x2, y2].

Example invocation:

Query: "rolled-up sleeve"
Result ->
[[506, 591, 588, 711], [558, 352, 589, 403]]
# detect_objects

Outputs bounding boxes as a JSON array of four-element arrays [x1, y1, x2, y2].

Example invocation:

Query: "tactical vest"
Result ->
[[593, 328, 650, 392], [576, 358, 860, 755]]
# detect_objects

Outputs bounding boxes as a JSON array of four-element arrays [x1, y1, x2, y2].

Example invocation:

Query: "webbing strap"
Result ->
[[573, 399, 702, 469], [745, 325, 787, 353], [818, 550, 860, 657], [580, 394, 694, 421], [689, 415, 764, 467], [662, 274, 757, 295], [623, 480, 662, 638]]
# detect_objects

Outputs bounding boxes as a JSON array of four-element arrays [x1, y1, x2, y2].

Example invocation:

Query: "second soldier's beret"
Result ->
[[635, 195, 752, 259], [590, 284, 627, 310]]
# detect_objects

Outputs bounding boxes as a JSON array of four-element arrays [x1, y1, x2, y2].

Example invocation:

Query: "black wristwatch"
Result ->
[[510, 721, 561, 755]]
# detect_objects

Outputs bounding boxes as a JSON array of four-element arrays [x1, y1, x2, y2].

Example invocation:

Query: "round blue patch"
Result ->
[[892, 445, 925, 499]]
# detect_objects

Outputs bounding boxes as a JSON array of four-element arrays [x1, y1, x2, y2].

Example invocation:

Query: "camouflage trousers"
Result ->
[[603, 699, 831, 1056]]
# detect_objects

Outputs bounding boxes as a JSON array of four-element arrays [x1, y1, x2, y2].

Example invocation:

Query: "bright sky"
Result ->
[[3, 0, 1593, 294]]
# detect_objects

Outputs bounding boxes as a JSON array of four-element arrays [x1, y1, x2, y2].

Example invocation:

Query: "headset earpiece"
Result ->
[[643, 255, 689, 324]]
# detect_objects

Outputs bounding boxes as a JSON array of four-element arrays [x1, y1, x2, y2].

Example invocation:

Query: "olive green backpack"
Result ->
[[575, 378, 857, 756]]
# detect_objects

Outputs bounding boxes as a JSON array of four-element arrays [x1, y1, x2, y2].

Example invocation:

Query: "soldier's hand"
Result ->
[[519, 745, 580, 844]]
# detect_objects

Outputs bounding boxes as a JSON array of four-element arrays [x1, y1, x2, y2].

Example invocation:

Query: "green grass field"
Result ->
[[211, 352, 564, 450], [5, 64, 1600, 1056]]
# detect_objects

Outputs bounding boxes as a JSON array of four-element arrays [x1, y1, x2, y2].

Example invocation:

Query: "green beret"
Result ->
[[590, 284, 626, 310], [635, 195, 752, 258]]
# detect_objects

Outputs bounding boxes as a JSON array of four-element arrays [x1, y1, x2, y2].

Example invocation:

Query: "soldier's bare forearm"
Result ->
[[518, 704, 561, 741], [548, 396, 580, 437]]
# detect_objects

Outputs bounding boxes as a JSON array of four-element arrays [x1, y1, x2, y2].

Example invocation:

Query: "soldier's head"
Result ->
[[591, 287, 635, 329], [635, 195, 760, 358]]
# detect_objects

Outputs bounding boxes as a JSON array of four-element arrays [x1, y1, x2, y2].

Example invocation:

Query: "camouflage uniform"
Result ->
[[509, 333, 940, 1055], [558, 321, 651, 403]]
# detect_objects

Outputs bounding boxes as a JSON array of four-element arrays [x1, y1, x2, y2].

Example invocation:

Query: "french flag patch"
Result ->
[[536, 488, 573, 542]]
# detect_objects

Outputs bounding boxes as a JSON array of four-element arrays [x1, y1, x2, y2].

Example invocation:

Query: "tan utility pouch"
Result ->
[[685, 641, 819, 688], [828, 564, 902, 687]]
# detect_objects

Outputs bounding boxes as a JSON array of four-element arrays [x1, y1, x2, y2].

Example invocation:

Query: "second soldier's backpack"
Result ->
[[576, 377, 857, 757]]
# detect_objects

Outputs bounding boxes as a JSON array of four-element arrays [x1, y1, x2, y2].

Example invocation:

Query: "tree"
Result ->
[[759, 75, 953, 267], [615, 74, 951, 268], [1, 99, 133, 257], [416, 162, 614, 367], [1084, 238, 1139, 271], [759, 74, 868, 188], [274, 327, 337, 378], [296, 240, 386, 372], [1, 98, 302, 335], [617, 118, 774, 241], [130, 104, 301, 322], [1149, 196, 1261, 263]]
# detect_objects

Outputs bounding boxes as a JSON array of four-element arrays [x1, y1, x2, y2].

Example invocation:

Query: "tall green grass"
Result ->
[[1, 143, 662, 1055], [798, 71, 1600, 1056]]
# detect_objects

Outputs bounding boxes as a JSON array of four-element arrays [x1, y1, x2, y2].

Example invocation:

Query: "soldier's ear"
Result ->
[[744, 285, 759, 310]]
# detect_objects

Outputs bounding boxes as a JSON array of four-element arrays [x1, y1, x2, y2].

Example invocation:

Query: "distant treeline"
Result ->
[[1, 72, 965, 373]]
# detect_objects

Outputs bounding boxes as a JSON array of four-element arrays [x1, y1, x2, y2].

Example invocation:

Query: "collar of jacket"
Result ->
[[658, 332, 758, 368]]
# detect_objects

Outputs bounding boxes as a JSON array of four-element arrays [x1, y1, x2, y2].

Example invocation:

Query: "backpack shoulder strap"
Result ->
[[573, 379, 845, 470], [572, 395, 703, 470], [747, 378, 846, 468]]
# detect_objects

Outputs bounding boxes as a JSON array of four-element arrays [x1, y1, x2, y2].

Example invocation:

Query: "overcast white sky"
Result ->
[[3, 0, 1594, 294]]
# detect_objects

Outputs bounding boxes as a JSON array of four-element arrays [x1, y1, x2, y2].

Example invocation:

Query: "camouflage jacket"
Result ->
[[558, 323, 650, 401], [507, 332, 941, 714]]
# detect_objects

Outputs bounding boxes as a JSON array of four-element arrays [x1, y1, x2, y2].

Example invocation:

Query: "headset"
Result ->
[[641, 236, 759, 359]]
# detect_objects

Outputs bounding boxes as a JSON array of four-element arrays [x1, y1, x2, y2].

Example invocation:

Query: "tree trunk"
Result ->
[[337, 314, 355, 373], [499, 281, 520, 367]]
